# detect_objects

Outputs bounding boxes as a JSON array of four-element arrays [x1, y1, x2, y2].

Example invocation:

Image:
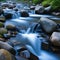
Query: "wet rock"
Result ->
[[4, 13, 12, 19], [35, 5, 44, 14], [0, 8, 4, 15], [0, 41, 16, 55], [0, 49, 16, 60], [0, 28, 7, 35], [1, 3, 9, 8], [0, 16, 6, 22], [20, 50, 30, 59], [6, 24, 17, 31], [20, 10, 29, 17], [30, 6, 35, 10], [8, 4, 15, 9], [50, 32, 60, 47], [0, 38, 6, 42], [52, 12, 60, 17], [0, 22, 4, 27], [13, 8, 18, 11], [44, 6, 52, 14], [39, 17, 57, 33]]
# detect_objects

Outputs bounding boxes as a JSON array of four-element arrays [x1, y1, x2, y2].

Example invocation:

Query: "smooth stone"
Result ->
[[0, 49, 16, 60], [0, 41, 16, 55], [0, 28, 7, 35], [39, 17, 57, 33], [50, 32, 60, 46]]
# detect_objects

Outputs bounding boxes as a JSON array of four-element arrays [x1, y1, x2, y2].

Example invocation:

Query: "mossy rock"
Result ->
[[0, 16, 6, 22], [0, 34, 3, 38], [0, 49, 16, 60], [0, 22, 4, 27], [6, 24, 16, 31], [0, 28, 7, 35]]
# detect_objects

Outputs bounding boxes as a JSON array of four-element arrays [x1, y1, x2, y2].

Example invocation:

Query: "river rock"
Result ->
[[20, 10, 29, 17], [0, 16, 6, 22], [35, 5, 44, 14], [44, 6, 52, 14], [6, 24, 17, 31], [30, 6, 35, 10], [4, 13, 12, 19], [0, 49, 16, 60], [50, 32, 60, 47], [0, 8, 4, 15], [0, 22, 4, 27], [1, 3, 9, 8], [0, 41, 16, 55], [52, 12, 60, 17], [0, 28, 7, 35], [39, 17, 57, 33]]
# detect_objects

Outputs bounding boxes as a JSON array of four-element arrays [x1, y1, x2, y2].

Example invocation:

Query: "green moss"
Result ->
[[42, 0, 60, 10], [32, 0, 41, 4]]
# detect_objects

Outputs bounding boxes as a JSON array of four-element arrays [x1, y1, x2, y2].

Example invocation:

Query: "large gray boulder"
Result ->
[[50, 32, 60, 46], [0, 49, 16, 60], [39, 17, 57, 33], [35, 5, 44, 14], [0, 41, 16, 55]]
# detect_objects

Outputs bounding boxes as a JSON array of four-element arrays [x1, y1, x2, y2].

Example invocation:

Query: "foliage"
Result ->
[[0, 0, 5, 2], [32, 0, 41, 4], [42, 0, 60, 10]]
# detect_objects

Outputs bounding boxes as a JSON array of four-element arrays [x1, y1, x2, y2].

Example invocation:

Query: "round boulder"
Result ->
[[35, 5, 44, 14], [0, 41, 16, 55], [39, 17, 57, 33], [0, 16, 6, 22], [20, 10, 29, 17], [50, 32, 60, 47], [0, 49, 16, 60], [0, 28, 7, 35], [6, 24, 16, 31]]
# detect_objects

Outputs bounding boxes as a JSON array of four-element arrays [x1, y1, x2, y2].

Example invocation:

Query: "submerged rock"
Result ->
[[20, 10, 29, 17], [0, 49, 16, 60], [0, 41, 16, 55], [39, 17, 57, 33]]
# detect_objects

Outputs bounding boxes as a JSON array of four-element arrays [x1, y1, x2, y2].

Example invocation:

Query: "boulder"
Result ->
[[50, 32, 60, 46], [0, 16, 6, 22], [0, 28, 7, 35], [20, 10, 29, 17], [1, 3, 9, 8], [6, 24, 17, 31], [30, 6, 35, 10], [0, 22, 4, 27], [39, 17, 57, 33], [44, 6, 52, 14], [4, 13, 12, 19], [0, 41, 16, 55], [0, 49, 16, 60], [52, 12, 60, 17], [35, 5, 44, 14], [0, 8, 4, 15]]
